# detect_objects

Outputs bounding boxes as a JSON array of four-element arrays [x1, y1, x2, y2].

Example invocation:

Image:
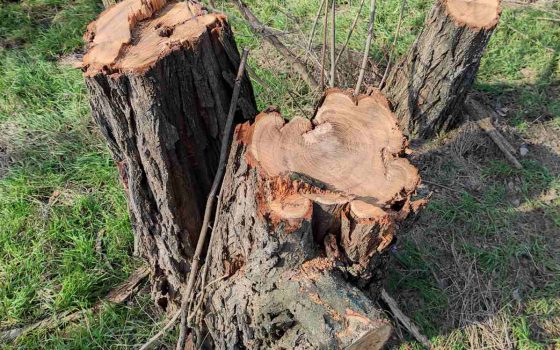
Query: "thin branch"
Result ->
[[422, 179, 482, 203], [1, 267, 149, 344], [379, 0, 406, 88], [138, 310, 180, 350], [335, 0, 365, 65], [329, 0, 336, 86], [535, 16, 560, 22], [354, 0, 377, 96], [381, 289, 433, 349], [320, 0, 329, 90], [186, 192, 224, 326], [233, 0, 319, 91], [175, 48, 251, 350], [307, 0, 328, 53]]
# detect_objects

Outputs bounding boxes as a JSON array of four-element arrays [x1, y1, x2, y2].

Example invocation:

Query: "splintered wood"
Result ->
[[240, 89, 423, 284], [199, 90, 423, 349]]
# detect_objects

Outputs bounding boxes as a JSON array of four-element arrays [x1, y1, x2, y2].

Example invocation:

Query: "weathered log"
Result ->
[[82, 0, 257, 312], [194, 90, 425, 349], [382, 0, 501, 138]]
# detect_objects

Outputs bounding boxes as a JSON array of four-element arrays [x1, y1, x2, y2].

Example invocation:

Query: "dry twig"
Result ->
[[175, 48, 250, 350], [335, 0, 365, 65], [307, 0, 328, 53], [1, 267, 149, 343], [329, 0, 336, 86], [422, 179, 482, 203], [379, 0, 406, 88], [320, 0, 329, 89], [138, 310, 180, 350], [355, 0, 377, 95], [381, 289, 433, 349], [233, 0, 319, 90]]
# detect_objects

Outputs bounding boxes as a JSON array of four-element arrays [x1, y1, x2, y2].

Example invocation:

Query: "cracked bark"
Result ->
[[83, 0, 257, 312], [382, 0, 501, 138], [192, 91, 425, 349]]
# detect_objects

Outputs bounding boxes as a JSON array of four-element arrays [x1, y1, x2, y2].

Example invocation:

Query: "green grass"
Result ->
[[0, 0, 559, 348], [0, 0, 155, 347]]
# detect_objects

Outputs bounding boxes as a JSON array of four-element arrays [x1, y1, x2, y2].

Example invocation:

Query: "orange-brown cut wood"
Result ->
[[83, 0, 225, 75], [248, 89, 420, 207], [82, 0, 257, 314]]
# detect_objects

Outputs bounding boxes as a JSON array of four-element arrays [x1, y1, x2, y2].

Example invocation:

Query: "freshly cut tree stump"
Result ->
[[82, 0, 257, 312], [195, 90, 424, 349], [382, 0, 501, 138]]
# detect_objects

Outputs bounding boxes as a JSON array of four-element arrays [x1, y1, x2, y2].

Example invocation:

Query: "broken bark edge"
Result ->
[[443, 0, 502, 30]]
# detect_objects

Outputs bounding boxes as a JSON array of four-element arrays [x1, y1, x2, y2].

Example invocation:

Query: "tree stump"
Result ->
[[82, 0, 257, 312], [382, 0, 501, 138], [193, 90, 425, 349]]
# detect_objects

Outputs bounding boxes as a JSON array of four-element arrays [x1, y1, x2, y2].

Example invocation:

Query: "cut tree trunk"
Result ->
[[190, 90, 426, 349], [82, 0, 257, 312], [382, 0, 501, 138]]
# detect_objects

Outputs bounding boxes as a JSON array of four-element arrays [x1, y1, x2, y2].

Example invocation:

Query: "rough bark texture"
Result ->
[[382, 0, 500, 138], [83, 3, 257, 312], [188, 93, 426, 349], [197, 134, 393, 349]]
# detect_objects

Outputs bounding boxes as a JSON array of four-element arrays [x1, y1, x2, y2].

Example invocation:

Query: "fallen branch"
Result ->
[[381, 289, 432, 349], [355, 0, 377, 95], [233, 0, 319, 91], [465, 97, 522, 169], [175, 48, 251, 350], [1, 267, 149, 343]]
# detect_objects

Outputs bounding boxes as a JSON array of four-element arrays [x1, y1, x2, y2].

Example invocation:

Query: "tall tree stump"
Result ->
[[82, 0, 257, 312], [382, 0, 501, 138], [191, 90, 425, 349]]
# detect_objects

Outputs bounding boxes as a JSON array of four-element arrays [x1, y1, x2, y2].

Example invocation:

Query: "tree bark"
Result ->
[[189, 90, 425, 349], [82, 0, 257, 312], [382, 0, 501, 138]]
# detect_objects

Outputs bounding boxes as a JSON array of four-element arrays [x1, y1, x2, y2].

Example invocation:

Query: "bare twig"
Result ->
[[233, 0, 319, 90], [175, 48, 250, 350], [379, 0, 406, 88], [354, 0, 377, 95], [381, 289, 433, 349], [138, 310, 180, 350], [1, 267, 149, 343], [307, 0, 328, 53], [536, 16, 560, 22], [329, 0, 336, 86], [465, 97, 522, 169], [422, 179, 482, 203], [320, 0, 329, 89], [101, 0, 116, 9], [186, 193, 224, 326], [335, 0, 365, 65]]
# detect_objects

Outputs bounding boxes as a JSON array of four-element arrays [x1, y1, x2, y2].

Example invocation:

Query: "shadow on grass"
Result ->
[[384, 88, 559, 348]]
